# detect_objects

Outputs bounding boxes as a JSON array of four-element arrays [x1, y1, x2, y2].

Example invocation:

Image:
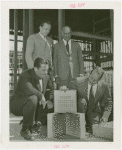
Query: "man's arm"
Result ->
[[25, 35, 35, 69], [77, 43, 84, 75], [47, 75, 54, 90], [46, 76, 54, 101], [21, 76, 42, 99], [53, 44, 58, 77], [101, 84, 113, 121]]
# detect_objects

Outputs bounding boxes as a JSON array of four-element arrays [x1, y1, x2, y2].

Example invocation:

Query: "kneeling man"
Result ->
[[69, 67, 112, 133], [10, 58, 54, 140]]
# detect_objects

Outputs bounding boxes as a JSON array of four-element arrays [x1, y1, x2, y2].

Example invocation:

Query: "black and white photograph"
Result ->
[[1, 1, 121, 149], [9, 8, 114, 142]]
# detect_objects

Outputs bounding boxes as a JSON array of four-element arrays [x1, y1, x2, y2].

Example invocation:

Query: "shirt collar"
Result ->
[[88, 82, 97, 87], [39, 32, 46, 41], [63, 39, 71, 45]]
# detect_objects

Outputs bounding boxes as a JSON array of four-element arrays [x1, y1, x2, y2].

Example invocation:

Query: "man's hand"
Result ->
[[80, 98, 87, 106], [53, 82, 57, 90], [39, 100, 42, 105], [100, 116, 108, 123], [47, 100, 54, 109], [76, 75, 86, 83], [59, 86, 68, 92], [55, 76, 59, 85], [39, 94, 47, 109], [99, 116, 108, 127]]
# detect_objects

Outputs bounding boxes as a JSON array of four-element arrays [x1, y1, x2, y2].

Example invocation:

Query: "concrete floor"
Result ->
[[9, 113, 112, 142]]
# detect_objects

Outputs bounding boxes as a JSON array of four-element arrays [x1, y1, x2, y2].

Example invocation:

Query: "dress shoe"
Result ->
[[31, 121, 42, 133], [20, 128, 35, 141], [86, 127, 93, 134]]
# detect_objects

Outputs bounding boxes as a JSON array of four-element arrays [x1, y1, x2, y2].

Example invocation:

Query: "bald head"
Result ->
[[62, 26, 71, 41], [62, 26, 71, 32], [89, 67, 104, 85]]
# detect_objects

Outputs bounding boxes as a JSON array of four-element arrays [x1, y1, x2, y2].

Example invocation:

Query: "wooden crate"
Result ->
[[47, 113, 86, 139], [54, 90, 77, 113], [92, 121, 113, 140]]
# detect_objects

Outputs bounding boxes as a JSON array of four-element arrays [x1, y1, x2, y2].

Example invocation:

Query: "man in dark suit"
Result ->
[[53, 26, 84, 90], [10, 58, 54, 141], [25, 20, 53, 69], [69, 67, 112, 133]]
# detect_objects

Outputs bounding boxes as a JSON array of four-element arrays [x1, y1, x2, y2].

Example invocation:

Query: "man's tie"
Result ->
[[88, 85, 95, 111], [66, 41, 69, 54], [87, 85, 101, 128], [44, 40, 47, 49]]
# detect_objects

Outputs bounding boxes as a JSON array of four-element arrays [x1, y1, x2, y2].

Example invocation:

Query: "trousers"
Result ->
[[77, 98, 102, 127], [10, 95, 38, 126], [57, 66, 73, 89], [10, 95, 54, 126]]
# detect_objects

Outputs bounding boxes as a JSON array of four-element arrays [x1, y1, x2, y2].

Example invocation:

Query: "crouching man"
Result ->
[[69, 66, 112, 133], [10, 58, 54, 141]]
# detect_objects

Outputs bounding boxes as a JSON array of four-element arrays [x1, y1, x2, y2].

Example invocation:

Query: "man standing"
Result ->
[[53, 26, 84, 89], [25, 20, 53, 69], [10, 58, 54, 141], [69, 67, 112, 133]]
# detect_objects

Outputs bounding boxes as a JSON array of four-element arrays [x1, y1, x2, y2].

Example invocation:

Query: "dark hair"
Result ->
[[39, 19, 51, 27], [34, 57, 49, 69]]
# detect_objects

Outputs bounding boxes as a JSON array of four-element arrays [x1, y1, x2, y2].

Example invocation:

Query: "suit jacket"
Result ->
[[10, 68, 54, 107], [25, 33, 53, 69], [53, 40, 84, 80], [69, 79, 112, 119]]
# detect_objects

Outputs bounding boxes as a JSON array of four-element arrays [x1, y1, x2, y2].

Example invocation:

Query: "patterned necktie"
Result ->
[[88, 85, 95, 111], [66, 41, 69, 54], [44, 36, 47, 50], [44, 40, 52, 66]]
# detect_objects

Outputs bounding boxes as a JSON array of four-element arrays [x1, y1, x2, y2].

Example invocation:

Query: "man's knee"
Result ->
[[28, 95, 38, 106]]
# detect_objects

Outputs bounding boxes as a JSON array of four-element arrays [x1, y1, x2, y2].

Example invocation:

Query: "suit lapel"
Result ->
[[70, 40, 74, 55], [37, 33, 45, 43], [78, 79, 88, 101], [36, 81, 42, 92], [84, 80, 88, 102], [30, 68, 42, 92], [94, 81, 102, 104], [42, 76, 48, 94], [37, 33, 51, 47], [46, 37, 51, 46], [60, 40, 69, 55], [42, 78, 45, 94]]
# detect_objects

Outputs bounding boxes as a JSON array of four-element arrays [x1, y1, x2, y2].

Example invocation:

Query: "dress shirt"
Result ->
[[39, 79, 43, 92], [63, 39, 72, 54], [39, 32, 50, 49], [63, 39, 83, 76], [63, 39, 74, 78], [39, 32, 52, 65], [87, 83, 97, 100]]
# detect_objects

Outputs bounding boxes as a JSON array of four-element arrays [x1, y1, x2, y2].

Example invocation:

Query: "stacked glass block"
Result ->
[[47, 90, 86, 139]]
